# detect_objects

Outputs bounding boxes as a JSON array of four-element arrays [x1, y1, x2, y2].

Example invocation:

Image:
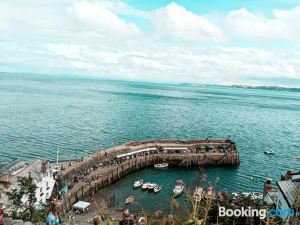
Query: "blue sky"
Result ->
[[124, 0, 298, 14], [0, 0, 300, 87]]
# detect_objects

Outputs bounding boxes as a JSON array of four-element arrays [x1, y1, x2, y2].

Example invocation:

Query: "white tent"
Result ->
[[73, 201, 90, 212], [116, 147, 157, 158]]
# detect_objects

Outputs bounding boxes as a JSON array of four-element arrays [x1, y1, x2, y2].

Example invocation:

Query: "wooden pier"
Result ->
[[57, 139, 239, 213]]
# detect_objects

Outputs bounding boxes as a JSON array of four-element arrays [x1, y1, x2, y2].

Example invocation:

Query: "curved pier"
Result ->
[[58, 139, 239, 213]]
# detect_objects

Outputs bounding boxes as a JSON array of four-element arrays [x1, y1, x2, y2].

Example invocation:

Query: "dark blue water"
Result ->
[[1, 72, 300, 195]]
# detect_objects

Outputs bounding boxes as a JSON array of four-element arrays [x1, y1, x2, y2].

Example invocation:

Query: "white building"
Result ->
[[0, 160, 56, 207]]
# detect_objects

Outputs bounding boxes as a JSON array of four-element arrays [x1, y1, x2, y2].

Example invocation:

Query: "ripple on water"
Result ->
[[0, 73, 299, 193]]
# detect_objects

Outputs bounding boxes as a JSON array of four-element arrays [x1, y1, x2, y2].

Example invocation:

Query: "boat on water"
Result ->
[[193, 186, 203, 202], [231, 192, 263, 200], [125, 195, 135, 204], [264, 150, 274, 155], [173, 179, 185, 197], [148, 183, 156, 191], [252, 192, 263, 200], [142, 182, 150, 190], [154, 162, 168, 169], [173, 185, 184, 197], [154, 184, 162, 193], [154, 158, 169, 169], [133, 180, 143, 188]]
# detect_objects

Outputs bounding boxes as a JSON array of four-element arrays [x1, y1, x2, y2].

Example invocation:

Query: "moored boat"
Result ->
[[133, 180, 143, 188], [252, 192, 263, 200], [173, 185, 184, 197], [148, 183, 156, 191], [173, 179, 185, 197], [142, 182, 150, 190], [154, 162, 168, 168], [154, 158, 168, 168], [264, 150, 274, 155], [231, 192, 263, 200], [125, 195, 135, 204], [154, 184, 162, 193]]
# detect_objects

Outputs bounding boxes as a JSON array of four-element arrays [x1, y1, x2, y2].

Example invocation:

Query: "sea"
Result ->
[[0, 72, 299, 211]]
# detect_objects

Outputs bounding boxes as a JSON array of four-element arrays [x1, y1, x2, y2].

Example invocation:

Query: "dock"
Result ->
[[57, 139, 239, 214]]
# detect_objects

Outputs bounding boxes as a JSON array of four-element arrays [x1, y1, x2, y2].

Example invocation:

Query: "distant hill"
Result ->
[[231, 85, 300, 92]]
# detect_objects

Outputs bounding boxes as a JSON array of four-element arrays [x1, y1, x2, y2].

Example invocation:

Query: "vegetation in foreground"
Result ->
[[88, 169, 293, 225]]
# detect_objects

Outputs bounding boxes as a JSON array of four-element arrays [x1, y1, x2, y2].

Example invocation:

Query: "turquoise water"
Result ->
[[1, 72, 300, 197], [93, 167, 240, 212]]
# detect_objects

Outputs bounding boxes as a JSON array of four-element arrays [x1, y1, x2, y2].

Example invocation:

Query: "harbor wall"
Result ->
[[57, 139, 239, 214]]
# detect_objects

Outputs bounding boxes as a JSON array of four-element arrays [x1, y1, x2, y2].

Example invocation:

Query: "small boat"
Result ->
[[154, 162, 168, 169], [125, 195, 135, 204], [133, 180, 143, 188], [231, 192, 238, 198], [154, 158, 168, 168], [154, 185, 162, 193], [264, 150, 274, 155], [142, 182, 150, 190], [173, 179, 185, 197], [173, 185, 184, 197], [252, 192, 263, 200], [148, 183, 156, 191], [231, 192, 263, 200], [193, 186, 203, 202]]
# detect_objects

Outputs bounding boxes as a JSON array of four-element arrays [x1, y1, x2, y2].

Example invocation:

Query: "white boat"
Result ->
[[193, 187, 203, 202], [231, 192, 238, 199], [125, 195, 135, 204], [252, 192, 263, 200], [148, 183, 156, 191], [142, 182, 150, 190], [154, 185, 162, 193], [133, 180, 143, 188], [154, 162, 168, 168], [231, 192, 263, 200], [173, 185, 184, 197], [264, 150, 274, 155]]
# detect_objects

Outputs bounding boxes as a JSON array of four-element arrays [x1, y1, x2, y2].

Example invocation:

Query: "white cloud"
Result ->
[[68, 1, 140, 38], [3, 40, 299, 86], [0, 0, 141, 42], [152, 2, 225, 42], [98, 0, 150, 19], [0, 0, 300, 86], [226, 6, 300, 42]]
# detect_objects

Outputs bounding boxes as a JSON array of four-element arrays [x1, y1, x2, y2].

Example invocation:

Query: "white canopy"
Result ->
[[116, 147, 157, 158], [163, 147, 188, 150], [73, 201, 90, 210]]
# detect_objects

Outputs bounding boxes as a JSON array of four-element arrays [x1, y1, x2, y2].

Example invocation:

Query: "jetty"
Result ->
[[57, 139, 239, 214]]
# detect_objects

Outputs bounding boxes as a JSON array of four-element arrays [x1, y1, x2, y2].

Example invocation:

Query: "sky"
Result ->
[[0, 0, 300, 87]]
